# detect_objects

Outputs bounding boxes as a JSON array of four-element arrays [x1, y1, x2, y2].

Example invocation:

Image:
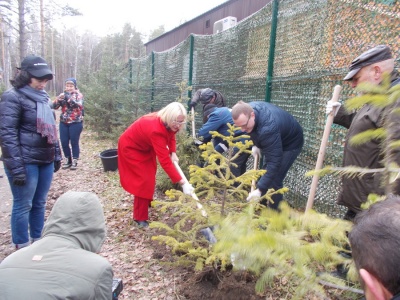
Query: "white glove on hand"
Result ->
[[251, 146, 261, 158], [194, 139, 203, 146], [182, 182, 194, 195], [325, 100, 341, 116], [170, 152, 179, 163], [246, 189, 261, 201]]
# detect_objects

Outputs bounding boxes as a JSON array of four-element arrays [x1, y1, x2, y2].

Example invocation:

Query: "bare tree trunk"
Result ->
[[40, 0, 45, 57], [18, 0, 26, 60], [51, 29, 56, 92]]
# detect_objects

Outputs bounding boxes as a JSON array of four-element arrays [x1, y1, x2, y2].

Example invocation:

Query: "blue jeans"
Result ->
[[59, 122, 83, 159], [262, 147, 303, 210], [4, 162, 54, 247]]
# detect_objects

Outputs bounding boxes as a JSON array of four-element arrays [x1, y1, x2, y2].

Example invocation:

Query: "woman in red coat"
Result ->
[[118, 102, 194, 228]]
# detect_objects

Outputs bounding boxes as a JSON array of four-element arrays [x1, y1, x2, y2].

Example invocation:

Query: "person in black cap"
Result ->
[[53, 78, 84, 170], [326, 45, 400, 221], [189, 88, 227, 123], [0, 55, 62, 249]]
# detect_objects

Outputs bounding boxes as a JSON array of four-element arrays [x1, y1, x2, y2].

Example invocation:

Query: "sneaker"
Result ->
[[135, 220, 149, 228], [70, 159, 78, 170], [62, 157, 72, 169]]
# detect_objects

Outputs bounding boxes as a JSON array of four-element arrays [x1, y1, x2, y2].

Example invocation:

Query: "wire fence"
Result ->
[[127, 0, 400, 217]]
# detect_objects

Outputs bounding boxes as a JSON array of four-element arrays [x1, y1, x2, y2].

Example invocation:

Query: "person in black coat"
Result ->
[[231, 100, 303, 210], [0, 55, 62, 249]]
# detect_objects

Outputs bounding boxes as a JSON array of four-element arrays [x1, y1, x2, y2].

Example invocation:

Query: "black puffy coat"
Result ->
[[0, 88, 61, 177], [249, 101, 304, 192]]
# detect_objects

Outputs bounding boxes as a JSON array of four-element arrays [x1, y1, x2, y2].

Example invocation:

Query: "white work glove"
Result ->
[[194, 139, 203, 146], [182, 182, 194, 195], [325, 100, 341, 116], [251, 146, 260, 158], [170, 152, 179, 163], [246, 189, 261, 201]]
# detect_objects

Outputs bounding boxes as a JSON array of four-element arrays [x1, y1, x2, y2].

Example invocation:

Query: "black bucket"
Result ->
[[99, 149, 118, 172]]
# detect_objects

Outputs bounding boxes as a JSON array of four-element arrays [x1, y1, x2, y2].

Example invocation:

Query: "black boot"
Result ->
[[62, 157, 72, 169]]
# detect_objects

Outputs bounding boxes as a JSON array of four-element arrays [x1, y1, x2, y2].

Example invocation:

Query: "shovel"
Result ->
[[173, 161, 217, 243], [191, 107, 196, 139], [251, 153, 259, 192], [305, 85, 342, 212]]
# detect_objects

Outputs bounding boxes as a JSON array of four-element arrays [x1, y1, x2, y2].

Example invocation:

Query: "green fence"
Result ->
[[128, 0, 400, 217]]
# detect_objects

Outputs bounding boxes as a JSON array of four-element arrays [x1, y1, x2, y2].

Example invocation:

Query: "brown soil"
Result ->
[[0, 130, 361, 300], [0, 130, 267, 300]]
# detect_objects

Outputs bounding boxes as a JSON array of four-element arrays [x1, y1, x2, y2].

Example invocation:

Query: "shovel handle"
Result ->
[[173, 161, 207, 217], [306, 85, 342, 212], [251, 153, 259, 192], [191, 107, 196, 139]]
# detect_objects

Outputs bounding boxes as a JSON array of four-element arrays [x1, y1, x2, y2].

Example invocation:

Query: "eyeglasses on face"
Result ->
[[237, 114, 251, 129], [172, 120, 186, 126]]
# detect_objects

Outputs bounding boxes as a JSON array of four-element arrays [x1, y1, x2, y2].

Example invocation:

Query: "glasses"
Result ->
[[172, 120, 186, 126], [238, 115, 251, 129]]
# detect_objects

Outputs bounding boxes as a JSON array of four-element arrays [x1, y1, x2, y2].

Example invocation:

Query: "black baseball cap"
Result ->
[[343, 45, 393, 81], [19, 55, 53, 79]]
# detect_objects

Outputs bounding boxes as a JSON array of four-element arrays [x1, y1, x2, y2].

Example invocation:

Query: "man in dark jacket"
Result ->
[[0, 191, 114, 300], [189, 88, 227, 123], [326, 45, 400, 221], [231, 101, 304, 209]]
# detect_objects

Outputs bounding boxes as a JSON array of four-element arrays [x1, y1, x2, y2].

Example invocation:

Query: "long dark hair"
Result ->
[[10, 69, 53, 89]]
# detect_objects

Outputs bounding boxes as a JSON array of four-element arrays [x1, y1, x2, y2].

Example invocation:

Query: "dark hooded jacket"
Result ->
[[0, 191, 113, 300], [333, 70, 400, 212], [248, 101, 303, 193]]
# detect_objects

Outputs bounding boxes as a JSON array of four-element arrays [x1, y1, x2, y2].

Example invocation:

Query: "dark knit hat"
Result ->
[[65, 78, 77, 88], [199, 88, 215, 104], [343, 45, 393, 81], [19, 55, 53, 79]]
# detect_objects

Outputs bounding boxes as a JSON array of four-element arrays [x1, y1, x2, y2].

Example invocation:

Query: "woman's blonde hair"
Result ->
[[158, 102, 187, 133]]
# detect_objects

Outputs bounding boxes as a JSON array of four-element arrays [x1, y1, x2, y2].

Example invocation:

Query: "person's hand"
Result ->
[[182, 182, 194, 195], [251, 146, 260, 158], [246, 189, 261, 201], [54, 160, 61, 173], [12, 174, 26, 186], [189, 101, 197, 109], [170, 152, 179, 163], [326, 100, 341, 116], [193, 139, 203, 146]]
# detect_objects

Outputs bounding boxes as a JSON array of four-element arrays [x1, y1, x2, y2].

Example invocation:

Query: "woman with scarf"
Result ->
[[0, 55, 62, 250]]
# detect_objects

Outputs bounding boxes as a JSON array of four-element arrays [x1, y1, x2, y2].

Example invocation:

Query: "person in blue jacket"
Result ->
[[197, 104, 249, 177], [231, 100, 304, 210]]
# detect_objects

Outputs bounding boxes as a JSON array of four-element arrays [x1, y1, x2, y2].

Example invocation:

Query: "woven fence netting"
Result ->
[[128, 0, 400, 217]]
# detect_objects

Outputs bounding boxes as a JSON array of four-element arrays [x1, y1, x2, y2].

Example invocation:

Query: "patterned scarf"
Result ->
[[18, 85, 58, 144]]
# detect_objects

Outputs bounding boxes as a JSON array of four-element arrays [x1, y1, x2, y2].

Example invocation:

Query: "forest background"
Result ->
[[0, 0, 161, 95]]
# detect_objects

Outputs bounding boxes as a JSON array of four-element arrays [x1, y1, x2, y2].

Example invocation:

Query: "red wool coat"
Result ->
[[118, 113, 182, 199]]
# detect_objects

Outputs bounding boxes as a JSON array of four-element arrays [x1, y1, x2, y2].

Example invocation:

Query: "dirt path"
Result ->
[[0, 131, 266, 300]]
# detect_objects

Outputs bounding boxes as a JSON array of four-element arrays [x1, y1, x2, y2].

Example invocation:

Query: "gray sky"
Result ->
[[55, 0, 228, 39]]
